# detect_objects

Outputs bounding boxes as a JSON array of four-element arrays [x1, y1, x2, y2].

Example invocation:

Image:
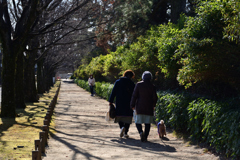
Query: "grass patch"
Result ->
[[0, 81, 60, 159]]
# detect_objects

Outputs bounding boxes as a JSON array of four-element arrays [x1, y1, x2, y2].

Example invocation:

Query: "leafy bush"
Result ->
[[155, 91, 193, 131], [153, 23, 183, 80], [119, 34, 160, 81], [75, 79, 90, 92], [95, 82, 114, 100], [74, 79, 113, 100], [188, 98, 240, 157], [187, 99, 222, 141], [175, 1, 240, 91], [156, 90, 240, 158], [102, 53, 122, 83], [84, 55, 106, 81]]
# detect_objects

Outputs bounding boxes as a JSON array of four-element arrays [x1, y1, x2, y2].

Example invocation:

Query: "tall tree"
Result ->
[[15, 51, 26, 108], [94, 0, 188, 49], [24, 37, 39, 102], [0, 0, 104, 118], [0, 43, 3, 85], [0, 0, 39, 117], [170, 0, 186, 23]]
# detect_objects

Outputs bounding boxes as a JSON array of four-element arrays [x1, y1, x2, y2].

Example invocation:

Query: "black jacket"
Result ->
[[109, 77, 135, 116]]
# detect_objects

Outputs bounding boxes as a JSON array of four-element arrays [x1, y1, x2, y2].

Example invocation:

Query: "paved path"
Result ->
[[43, 80, 220, 160]]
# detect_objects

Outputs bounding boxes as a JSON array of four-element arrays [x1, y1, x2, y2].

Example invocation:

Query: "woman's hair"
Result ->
[[142, 71, 152, 81], [123, 70, 135, 78]]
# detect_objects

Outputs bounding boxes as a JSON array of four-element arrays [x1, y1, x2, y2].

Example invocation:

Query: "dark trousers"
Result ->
[[118, 122, 130, 134], [136, 123, 151, 139], [90, 86, 94, 95]]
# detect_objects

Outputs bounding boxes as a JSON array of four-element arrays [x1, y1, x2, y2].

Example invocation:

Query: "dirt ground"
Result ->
[[43, 80, 221, 160]]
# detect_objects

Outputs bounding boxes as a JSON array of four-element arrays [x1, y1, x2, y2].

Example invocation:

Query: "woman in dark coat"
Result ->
[[109, 70, 135, 138], [130, 71, 158, 142]]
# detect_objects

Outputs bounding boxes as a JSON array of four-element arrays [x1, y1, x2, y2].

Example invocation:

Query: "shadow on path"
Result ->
[[62, 80, 74, 84], [46, 131, 104, 160], [0, 118, 16, 137], [111, 138, 176, 152]]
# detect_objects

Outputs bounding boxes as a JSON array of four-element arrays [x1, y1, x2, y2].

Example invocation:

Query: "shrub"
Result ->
[[156, 90, 240, 158], [74, 79, 113, 100], [75, 79, 90, 92], [95, 82, 114, 100], [188, 98, 240, 158], [187, 99, 222, 141], [155, 91, 193, 131], [175, 1, 240, 91]]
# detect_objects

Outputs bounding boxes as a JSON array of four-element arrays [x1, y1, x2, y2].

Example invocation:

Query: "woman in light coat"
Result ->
[[88, 74, 95, 96]]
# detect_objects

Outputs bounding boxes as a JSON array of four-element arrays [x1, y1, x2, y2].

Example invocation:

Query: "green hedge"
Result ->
[[155, 91, 193, 132], [156, 91, 240, 158], [75, 79, 90, 91], [74, 79, 240, 158], [74, 79, 113, 100]]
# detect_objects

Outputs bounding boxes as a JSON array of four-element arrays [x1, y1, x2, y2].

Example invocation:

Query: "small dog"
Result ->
[[157, 120, 166, 138]]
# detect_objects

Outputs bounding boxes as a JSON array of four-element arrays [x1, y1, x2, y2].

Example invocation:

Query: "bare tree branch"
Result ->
[[11, 0, 20, 21], [37, 0, 92, 34], [14, 0, 38, 39]]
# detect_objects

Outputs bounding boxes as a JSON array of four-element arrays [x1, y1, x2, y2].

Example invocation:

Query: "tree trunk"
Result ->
[[24, 38, 39, 102], [1, 0, 39, 118], [15, 52, 26, 108], [37, 60, 45, 94], [44, 71, 51, 92], [151, 0, 168, 24], [1, 43, 16, 118], [24, 52, 38, 102], [0, 67, 2, 85], [49, 73, 54, 87], [43, 64, 51, 92], [170, 0, 186, 24], [0, 57, 2, 85], [158, 1, 168, 24]]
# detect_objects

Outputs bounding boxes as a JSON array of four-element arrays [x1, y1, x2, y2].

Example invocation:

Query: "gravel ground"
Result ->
[[43, 80, 221, 160]]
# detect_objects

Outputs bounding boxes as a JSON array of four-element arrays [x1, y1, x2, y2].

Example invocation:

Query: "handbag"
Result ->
[[109, 103, 116, 118], [105, 111, 111, 121]]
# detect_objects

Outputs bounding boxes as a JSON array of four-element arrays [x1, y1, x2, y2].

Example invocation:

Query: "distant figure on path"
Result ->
[[130, 71, 158, 142], [109, 70, 135, 138], [88, 74, 95, 96]]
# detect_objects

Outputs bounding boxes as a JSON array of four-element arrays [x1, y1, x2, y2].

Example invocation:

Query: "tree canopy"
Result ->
[[74, 0, 240, 98]]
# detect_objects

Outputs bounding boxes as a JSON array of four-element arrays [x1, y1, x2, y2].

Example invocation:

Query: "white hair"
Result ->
[[142, 71, 152, 80], [160, 120, 164, 124]]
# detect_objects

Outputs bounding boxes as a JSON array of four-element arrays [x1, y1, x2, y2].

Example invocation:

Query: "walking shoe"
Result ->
[[120, 127, 125, 138], [123, 133, 129, 138], [140, 132, 145, 142]]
